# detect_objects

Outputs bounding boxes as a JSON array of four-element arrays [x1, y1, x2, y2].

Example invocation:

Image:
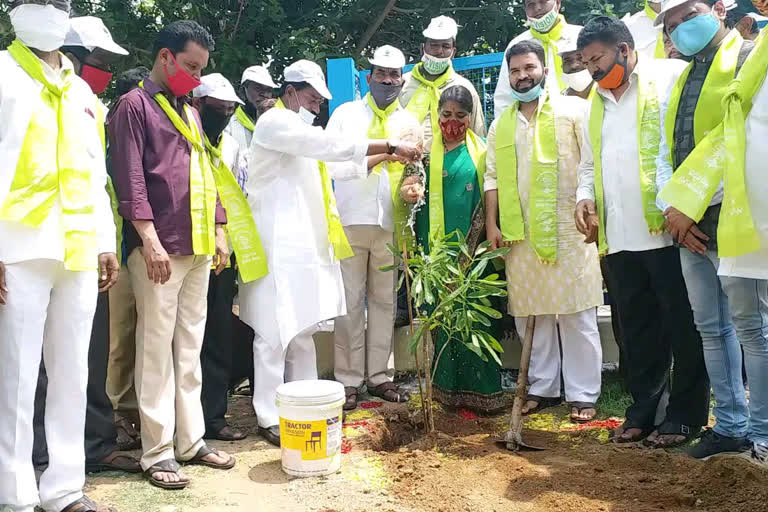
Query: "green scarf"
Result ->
[[530, 15, 566, 92], [204, 135, 269, 282], [274, 98, 354, 260], [494, 90, 559, 264], [0, 40, 97, 271], [235, 106, 255, 132], [643, 1, 666, 59], [658, 32, 768, 258], [589, 67, 665, 256], [405, 62, 454, 148], [140, 81, 218, 256]]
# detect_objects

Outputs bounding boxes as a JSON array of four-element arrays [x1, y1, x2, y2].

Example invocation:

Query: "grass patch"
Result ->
[[596, 371, 633, 419]]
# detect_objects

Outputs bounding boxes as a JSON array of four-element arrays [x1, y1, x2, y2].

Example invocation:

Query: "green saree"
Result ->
[[416, 143, 507, 413]]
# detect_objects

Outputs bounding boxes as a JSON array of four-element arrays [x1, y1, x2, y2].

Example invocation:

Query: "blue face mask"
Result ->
[[511, 81, 545, 103], [670, 12, 720, 56]]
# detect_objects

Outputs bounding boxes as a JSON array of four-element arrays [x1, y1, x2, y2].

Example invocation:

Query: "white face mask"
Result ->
[[421, 53, 452, 75], [292, 90, 317, 125], [528, 5, 559, 33], [10, 4, 71, 52], [562, 69, 594, 92]]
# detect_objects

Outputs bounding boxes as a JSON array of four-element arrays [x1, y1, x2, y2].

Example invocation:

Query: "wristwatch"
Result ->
[[386, 139, 399, 155]]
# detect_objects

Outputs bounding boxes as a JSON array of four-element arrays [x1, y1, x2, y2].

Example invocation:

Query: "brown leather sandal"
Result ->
[[343, 386, 358, 411], [60, 495, 116, 511], [184, 445, 236, 470], [368, 382, 410, 403], [86, 451, 141, 474], [144, 459, 189, 490]]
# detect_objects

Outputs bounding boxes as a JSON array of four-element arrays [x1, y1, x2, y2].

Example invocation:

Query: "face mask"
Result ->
[[528, 5, 559, 33], [562, 69, 593, 92], [80, 65, 113, 95], [201, 104, 232, 141], [439, 118, 468, 143], [163, 50, 201, 97], [594, 50, 627, 90], [292, 89, 316, 125], [369, 80, 403, 109], [670, 12, 720, 57], [421, 53, 452, 75], [511, 77, 545, 103], [10, 4, 70, 52]]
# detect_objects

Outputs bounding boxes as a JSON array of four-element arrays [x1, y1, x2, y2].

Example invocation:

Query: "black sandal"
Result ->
[[60, 495, 116, 512], [611, 422, 653, 444], [184, 445, 236, 470], [644, 422, 701, 449], [522, 395, 562, 416], [344, 387, 359, 410], [144, 459, 189, 490], [368, 382, 410, 403], [569, 402, 597, 424]]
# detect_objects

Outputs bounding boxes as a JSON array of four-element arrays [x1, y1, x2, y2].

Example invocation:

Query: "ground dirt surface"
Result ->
[[85, 394, 768, 512]]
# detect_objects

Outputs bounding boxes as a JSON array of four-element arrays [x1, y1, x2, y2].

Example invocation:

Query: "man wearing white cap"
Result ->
[[240, 59, 421, 446], [655, 0, 768, 462], [0, 2, 119, 511], [494, 1, 582, 118], [225, 65, 278, 154], [191, 74, 251, 442], [558, 40, 594, 99], [400, 15, 485, 153], [326, 46, 421, 411]]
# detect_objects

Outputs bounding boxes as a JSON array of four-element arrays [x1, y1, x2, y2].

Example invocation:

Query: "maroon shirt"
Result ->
[[107, 79, 226, 257]]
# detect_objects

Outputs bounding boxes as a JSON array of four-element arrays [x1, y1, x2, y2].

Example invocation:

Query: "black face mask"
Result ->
[[369, 80, 403, 109], [201, 104, 232, 142]]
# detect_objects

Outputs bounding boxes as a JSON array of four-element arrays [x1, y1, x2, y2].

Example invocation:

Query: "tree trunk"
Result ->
[[354, 0, 397, 56]]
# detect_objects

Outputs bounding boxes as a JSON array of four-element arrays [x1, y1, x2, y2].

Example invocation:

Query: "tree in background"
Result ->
[[0, 0, 645, 100]]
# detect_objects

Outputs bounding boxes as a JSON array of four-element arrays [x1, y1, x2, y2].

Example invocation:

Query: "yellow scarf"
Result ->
[[405, 62, 454, 148], [204, 135, 269, 281], [659, 32, 768, 257], [643, 1, 666, 59], [495, 90, 559, 264], [530, 15, 566, 92], [274, 98, 353, 260], [0, 40, 97, 271], [235, 106, 255, 132], [140, 81, 218, 256], [589, 68, 665, 256]]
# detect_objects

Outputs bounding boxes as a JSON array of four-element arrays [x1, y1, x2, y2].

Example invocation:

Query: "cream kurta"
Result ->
[[240, 107, 368, 350], [485, 95, 602, 316]]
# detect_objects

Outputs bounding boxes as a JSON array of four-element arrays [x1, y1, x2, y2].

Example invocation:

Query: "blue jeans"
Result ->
[[680, 249, 768, 444]]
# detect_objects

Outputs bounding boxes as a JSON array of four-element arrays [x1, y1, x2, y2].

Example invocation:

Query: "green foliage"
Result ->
[[386, 230, 509, 368], [0, 0, 644, 102]]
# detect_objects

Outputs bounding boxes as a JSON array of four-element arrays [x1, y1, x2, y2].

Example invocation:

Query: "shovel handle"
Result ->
[[509, 315, 536, 435]]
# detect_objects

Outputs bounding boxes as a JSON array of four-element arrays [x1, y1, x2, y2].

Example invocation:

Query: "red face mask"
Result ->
[[596, 50, 627, 90], [439, 119, 468, 143], [163, 50, 201, 97], [80, 64, 113, 95]]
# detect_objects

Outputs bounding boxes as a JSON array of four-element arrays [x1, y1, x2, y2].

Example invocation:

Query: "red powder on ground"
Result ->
[[360, 402, 384, 409], [458, 409, 479, 421], [563, 418, 623, 431], [341, 439, 352, 454]]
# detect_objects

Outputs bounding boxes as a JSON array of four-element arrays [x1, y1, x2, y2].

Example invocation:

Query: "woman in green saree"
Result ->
[[401, 85, 507, 413]]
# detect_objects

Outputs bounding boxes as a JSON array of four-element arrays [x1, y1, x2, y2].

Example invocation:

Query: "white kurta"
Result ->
[[240, 107, 368, 350], [623, 9, 663, 60], [718, 73, 768, 280], [494, 22, 583, 118]]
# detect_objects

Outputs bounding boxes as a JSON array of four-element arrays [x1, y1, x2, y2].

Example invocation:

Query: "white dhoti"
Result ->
[[0, 260, 97, 512], [514, 309, 602, 404]]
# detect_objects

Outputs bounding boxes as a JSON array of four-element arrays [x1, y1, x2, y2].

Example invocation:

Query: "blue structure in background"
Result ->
[[327, 52, 505, 127]]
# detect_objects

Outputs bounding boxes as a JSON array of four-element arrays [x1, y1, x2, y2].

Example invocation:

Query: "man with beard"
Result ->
[[485, 39, 603, 422], [326, 46, 421, 411]]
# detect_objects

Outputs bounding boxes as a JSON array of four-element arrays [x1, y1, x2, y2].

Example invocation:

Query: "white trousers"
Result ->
[[515, 309, 602, 404], [334, 225, 396, 389], [252, 327, 318, 428], [0, 260, 97, 512]]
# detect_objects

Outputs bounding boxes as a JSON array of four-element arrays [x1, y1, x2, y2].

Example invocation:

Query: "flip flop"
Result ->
[[184, 445, 236, 470], [86, 451, 142, 474], [144, 459, 189, 490], [60, 495, 116, 512], [522, 396, 562, 416], [569, 402, 597, 424]]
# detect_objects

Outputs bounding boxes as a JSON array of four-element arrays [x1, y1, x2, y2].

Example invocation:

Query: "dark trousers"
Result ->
[[201, 268, 236, 433], [33, 292, 117, 467], [603, 246, 710, 429], [230, 314, 255, 392]]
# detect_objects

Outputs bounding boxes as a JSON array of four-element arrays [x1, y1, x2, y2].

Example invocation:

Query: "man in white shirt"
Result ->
[[494, 0, 582, 117], [241, 60, 421, 446], [327, 46, 421, 411], [558, 39, 595, 99], [0, 2, 118, 511], [400, 15, 485, 153], [192, 74, 250, 443], [225, 65, 278, 155], [623, 1, 665, 59], [574, 17, 710, 448]]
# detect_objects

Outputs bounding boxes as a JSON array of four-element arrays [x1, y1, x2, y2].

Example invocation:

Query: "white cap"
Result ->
[[557, 38, 580, 55], [193, 73, 244, 104], [654, 0, 730, 26], [64, 16, 128, 56], [240, 65, 278, 88], [369, 45, 406, 69], [422, 15, 459, 40], [283, 59, 332, 100]]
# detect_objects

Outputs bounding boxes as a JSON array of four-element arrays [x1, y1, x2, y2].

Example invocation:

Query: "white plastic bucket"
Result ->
[[276, 379, 345, 477]]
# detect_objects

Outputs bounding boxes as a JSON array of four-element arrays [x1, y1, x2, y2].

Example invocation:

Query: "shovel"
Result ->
[[497, 315, 545, 452]]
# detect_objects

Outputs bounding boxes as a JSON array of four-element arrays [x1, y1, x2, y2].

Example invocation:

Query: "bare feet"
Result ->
[[521, 400, 539, 415], [570, 406, 597, 423]]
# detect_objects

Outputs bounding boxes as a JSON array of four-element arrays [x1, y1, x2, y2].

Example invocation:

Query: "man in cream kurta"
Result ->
[[327, 46, 422, 410], [0, 2, 117, 510], [400, 15, 485, 153], [494, 0, 582, 117], [576, 17, 709, 445], [485, 40, 603, 419], [241, 60, 419, 445]]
